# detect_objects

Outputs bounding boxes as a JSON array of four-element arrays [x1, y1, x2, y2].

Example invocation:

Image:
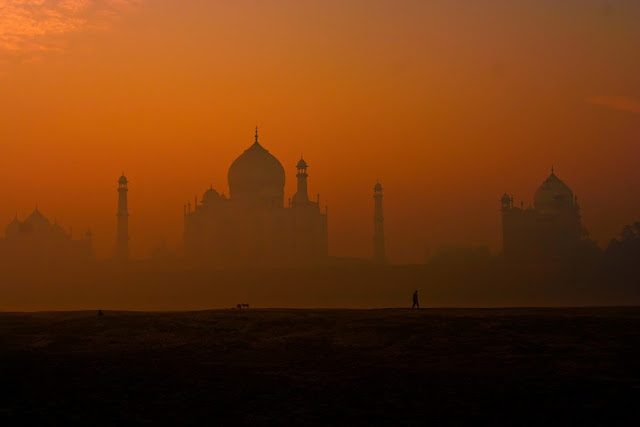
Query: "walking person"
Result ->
[[412, 290, 420, 309]]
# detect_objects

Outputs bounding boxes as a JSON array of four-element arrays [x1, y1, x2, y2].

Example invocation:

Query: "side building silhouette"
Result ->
[[0, 207, 93, 267], [501, 168, 590, 261], [183, 129, 328, 266]]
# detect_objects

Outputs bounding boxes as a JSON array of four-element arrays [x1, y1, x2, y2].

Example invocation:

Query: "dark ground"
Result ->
[[1, 308, 640, 425]]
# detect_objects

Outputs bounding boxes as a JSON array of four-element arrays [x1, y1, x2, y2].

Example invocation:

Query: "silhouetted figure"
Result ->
[[236, 303, 242, 309], [241, 303, 250, 309], [412, 290, 419, 309], [98, 310, 104, 316]]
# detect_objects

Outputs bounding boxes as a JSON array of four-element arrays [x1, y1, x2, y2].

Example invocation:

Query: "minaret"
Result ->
[[373, 181, 386, 264], [500, 192, 513, 258], [117, 173, 129, 260], [293, 157, 309, 205]]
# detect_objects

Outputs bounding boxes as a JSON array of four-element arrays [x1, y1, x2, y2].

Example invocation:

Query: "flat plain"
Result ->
[[1, 308, 640, 425]]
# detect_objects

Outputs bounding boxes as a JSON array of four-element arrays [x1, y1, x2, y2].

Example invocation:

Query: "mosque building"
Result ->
[[0, 207, 94, 266], [501, 168, 590, 261], [183, 128, 328, 266]]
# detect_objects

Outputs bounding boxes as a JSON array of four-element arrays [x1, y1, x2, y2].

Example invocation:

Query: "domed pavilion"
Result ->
[[1, 207, 94, 267], [500, 168, 588, 261]]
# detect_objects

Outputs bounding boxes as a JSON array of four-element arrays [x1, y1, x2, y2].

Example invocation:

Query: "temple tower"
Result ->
[[373, 181, 386, 264], [117, 173, 129, 260]]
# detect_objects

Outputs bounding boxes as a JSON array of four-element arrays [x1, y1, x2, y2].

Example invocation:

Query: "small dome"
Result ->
[[501, 192, 511, 203], [118, 174, 128, 185], [25, 208, 49, 224], [23, 207, 51, 234], [374, 182, 383, 192], [534, 171, 574, 213], [297, 157, 308, 169], [227, 131, 285, 205], [202, 186, 221, 206]]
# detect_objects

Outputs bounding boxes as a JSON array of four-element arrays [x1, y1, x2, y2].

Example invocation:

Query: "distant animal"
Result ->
[[241, 303, 249, 309], [236, 304, 242, 309], [98, 310, 104, 316]]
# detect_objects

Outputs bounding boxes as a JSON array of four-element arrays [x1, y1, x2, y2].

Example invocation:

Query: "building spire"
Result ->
[[551, 165, 554, 175], [254, 126, 259, 144]]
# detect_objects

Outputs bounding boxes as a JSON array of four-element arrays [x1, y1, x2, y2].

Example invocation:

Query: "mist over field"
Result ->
[[2, 261, 639, 312]]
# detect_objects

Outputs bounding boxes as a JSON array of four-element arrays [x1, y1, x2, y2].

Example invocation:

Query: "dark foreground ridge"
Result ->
[[2, 308, 640, 424]]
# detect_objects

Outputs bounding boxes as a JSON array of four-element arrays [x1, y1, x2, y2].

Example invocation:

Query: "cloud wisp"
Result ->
[[588, 95, 640, 114], [0, 0, 140, 58]]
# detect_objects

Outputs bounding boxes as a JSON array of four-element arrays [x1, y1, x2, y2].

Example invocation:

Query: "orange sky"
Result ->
[[1, 0, 639, 262]]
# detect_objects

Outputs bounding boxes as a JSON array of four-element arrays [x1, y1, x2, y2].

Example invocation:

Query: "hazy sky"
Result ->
[[1, 0, 639, 262]]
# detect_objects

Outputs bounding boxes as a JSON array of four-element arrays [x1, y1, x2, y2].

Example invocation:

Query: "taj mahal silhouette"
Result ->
[[183, 128, 328, 266]]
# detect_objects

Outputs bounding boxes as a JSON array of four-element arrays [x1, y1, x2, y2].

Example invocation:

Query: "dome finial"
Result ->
[[254, 126, 258, 144]]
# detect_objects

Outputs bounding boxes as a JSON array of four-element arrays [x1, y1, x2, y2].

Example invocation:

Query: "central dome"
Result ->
[[227, 130, 285, 207]]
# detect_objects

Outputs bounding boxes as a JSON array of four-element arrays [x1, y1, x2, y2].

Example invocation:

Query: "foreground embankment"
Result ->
[[1, 308, 639, 424]]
